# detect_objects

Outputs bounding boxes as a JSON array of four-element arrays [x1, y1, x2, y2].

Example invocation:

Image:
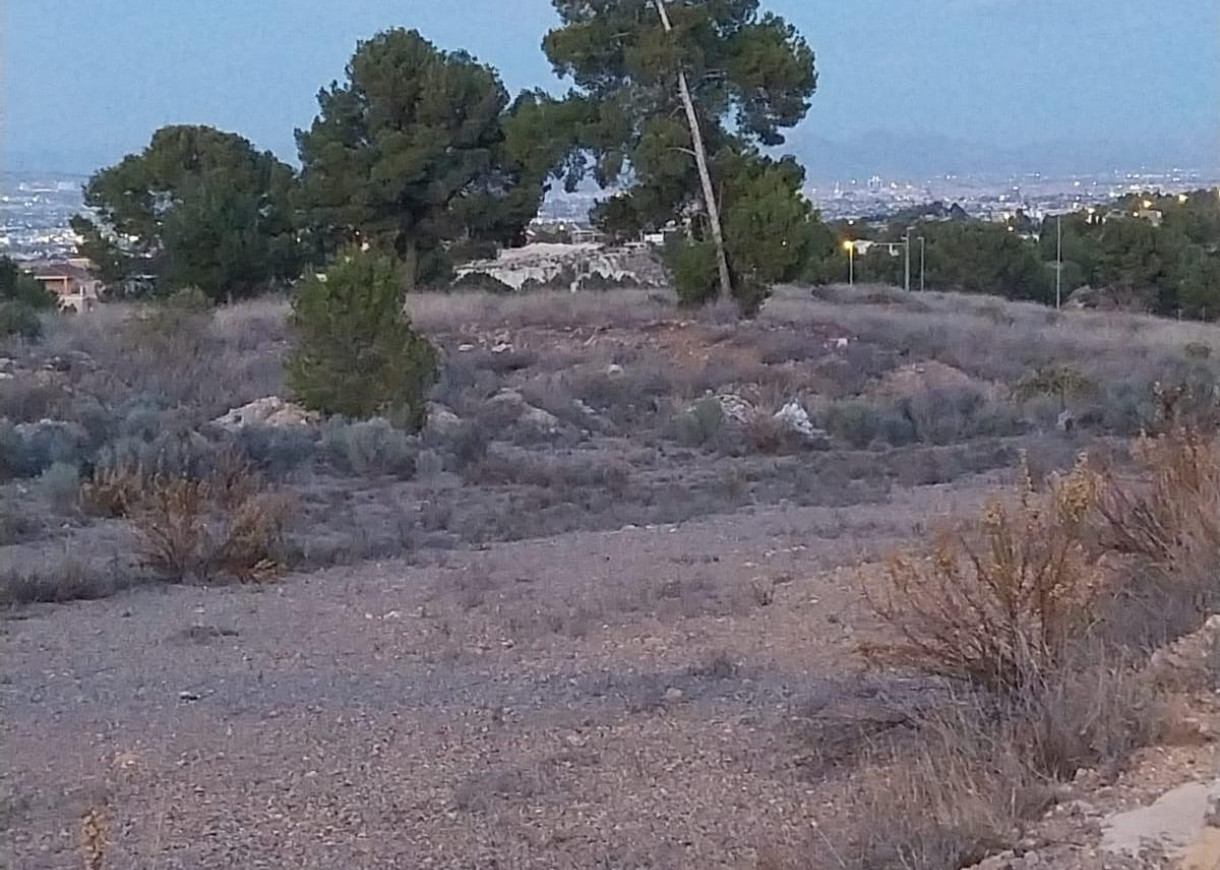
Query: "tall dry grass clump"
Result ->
[[862, 455, 1103, 693], [81, 451, 294, 584], [1096, 427, 1220, 570], [1092, 423, 1220, 648], [131, 470, 294, 584]]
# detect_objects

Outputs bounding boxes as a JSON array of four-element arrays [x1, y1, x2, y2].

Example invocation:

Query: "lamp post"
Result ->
[[904, 227, 912, 292], [843, 239, 855, 287], [918, 236, 926, 292]]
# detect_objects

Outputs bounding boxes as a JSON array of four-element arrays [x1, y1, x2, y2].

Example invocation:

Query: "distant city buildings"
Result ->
[[3, 167, 1218, 266], [0, 176, 87, 260], [805, 167, 1219, 225]]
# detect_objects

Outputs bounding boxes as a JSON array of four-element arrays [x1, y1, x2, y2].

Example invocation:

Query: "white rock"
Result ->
[[489, 389, 526, 407], [213, 396, 318, 430], [773, 400, 816, 439], [425, 403, 463, 435], [715, 393, 753, 424]]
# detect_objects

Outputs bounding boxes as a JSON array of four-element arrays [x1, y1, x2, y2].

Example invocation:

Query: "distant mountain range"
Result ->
[[5, 128, 1218, 184], [785, 129, 1220, 183]]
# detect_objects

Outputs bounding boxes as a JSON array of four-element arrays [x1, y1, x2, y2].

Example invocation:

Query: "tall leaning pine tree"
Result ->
[[542, 0, 817, 310]]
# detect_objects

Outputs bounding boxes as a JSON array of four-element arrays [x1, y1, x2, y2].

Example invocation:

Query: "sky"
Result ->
[[2, 0, 1218, 176]]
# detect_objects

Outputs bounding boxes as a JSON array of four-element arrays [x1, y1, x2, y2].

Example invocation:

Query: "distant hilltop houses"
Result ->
[[21, 259, 103, 311]]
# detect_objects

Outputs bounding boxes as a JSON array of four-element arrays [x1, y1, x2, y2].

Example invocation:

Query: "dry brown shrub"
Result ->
[[815, 662, 1164, 870], [80, 805, 107, 870], [79, 463, 144, 518], [1096, 427, 1220, 569], [133, 474, 209, 582], [212, 491, 295, 583], [129, 464, 293, 585], [862, 455, 1104, 693]]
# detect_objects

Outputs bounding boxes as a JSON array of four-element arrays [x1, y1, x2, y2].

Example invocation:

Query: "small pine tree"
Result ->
[[285, 249, 438, 430]]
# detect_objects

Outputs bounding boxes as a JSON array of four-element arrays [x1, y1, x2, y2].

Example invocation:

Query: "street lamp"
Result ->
[[842, 239, 855, 287], [903, 227, 913, 293], [918, 236, 926, 292]]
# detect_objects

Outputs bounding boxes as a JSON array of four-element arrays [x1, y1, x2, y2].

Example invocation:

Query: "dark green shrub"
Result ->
[[285, 249, 438, 430], [0, 303, 43, 340], [665, 236, 720, 308], [0, 255, 57, 311]]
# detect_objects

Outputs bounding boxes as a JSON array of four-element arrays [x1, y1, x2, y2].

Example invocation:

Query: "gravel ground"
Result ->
[[2, 483, 991, 869]]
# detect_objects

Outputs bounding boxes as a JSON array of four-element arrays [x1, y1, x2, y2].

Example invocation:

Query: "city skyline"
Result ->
[[3, 0, 1218, 176]]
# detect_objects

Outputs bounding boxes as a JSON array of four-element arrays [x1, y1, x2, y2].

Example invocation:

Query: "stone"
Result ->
[[773, 400, 817, 439], [425, 403, 463, 435], [521, 406, 560, 433], [486, 390, 560, 433], [489, 389, 526, 407], [1102, 779, 1220, 862], [1057, 409, 1076, 432], [213, 396, 318, 430], [664, 687, 684, 702], [714, 393, 753, 424]]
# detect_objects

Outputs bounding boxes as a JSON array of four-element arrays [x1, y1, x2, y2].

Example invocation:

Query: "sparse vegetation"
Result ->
[[9, 284, 1220, 867], [828, 419, 1220, 869]]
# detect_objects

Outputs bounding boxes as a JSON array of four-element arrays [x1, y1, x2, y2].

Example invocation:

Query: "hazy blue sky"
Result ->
[[3, 0, 1218, 174]]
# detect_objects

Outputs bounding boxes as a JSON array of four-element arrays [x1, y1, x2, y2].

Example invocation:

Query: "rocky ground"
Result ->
[[5, 286, 1220, 867], [4, 487, 984, 868]]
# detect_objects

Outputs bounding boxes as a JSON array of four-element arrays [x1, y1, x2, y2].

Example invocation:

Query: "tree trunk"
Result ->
[[652, 0, 733, 304]]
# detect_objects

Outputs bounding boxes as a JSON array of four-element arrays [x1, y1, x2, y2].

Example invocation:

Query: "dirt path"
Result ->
[[2, 483, 989, 868]]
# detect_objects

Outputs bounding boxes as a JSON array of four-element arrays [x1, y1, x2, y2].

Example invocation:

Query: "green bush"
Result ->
[[0, 255, 57, 311], [665, 236, 720, 308], [285, 248, 438, 430], [0, 303, 43, 340]]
